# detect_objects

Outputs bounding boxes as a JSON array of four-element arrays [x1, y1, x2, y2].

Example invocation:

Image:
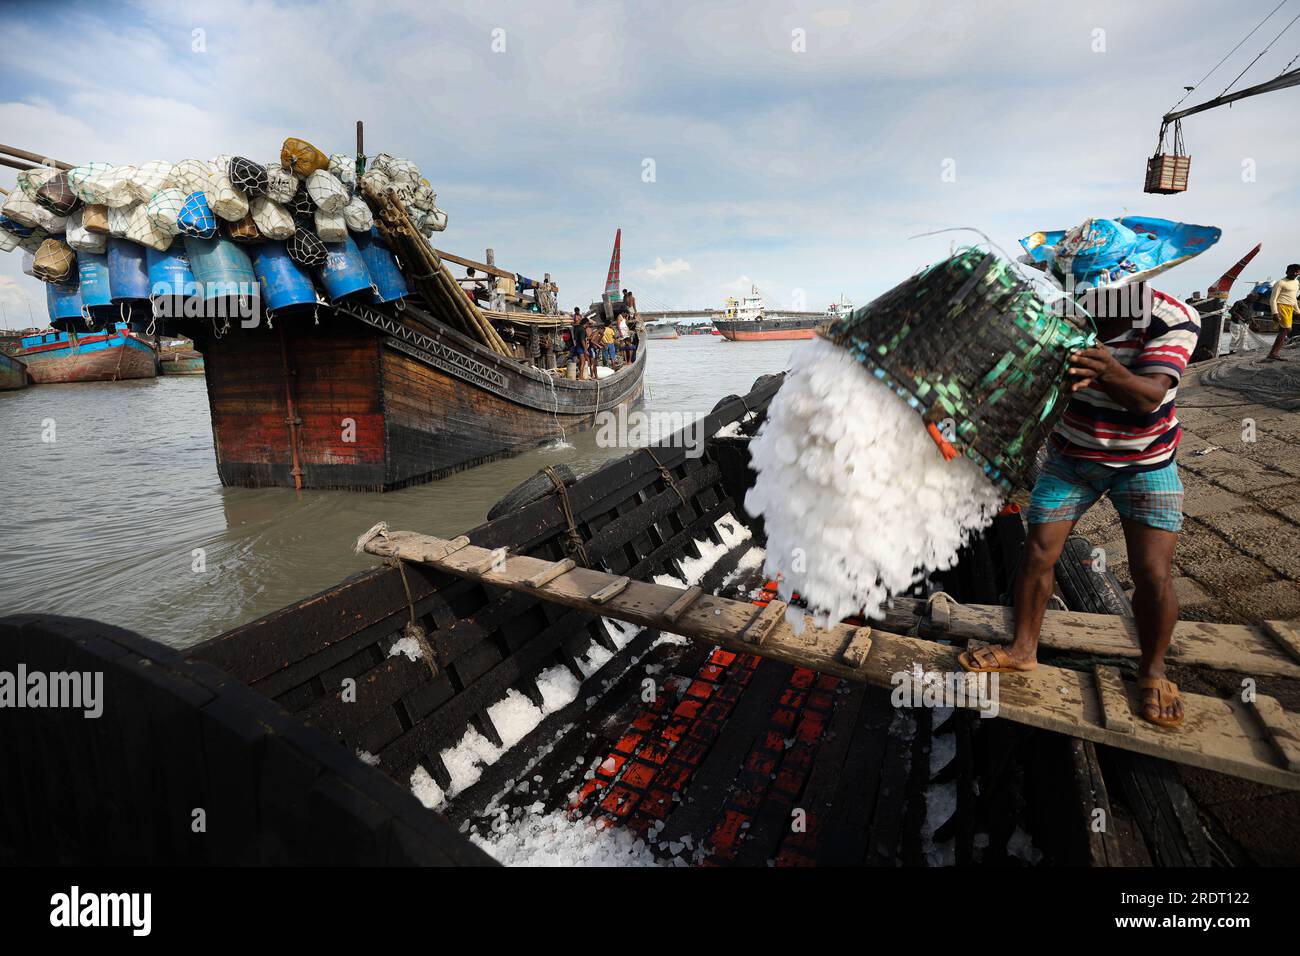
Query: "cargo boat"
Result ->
[[158, 346, 205, 375], [16, 323, 157, 384], [0, 350, 28, 390], [183, 224, 645, 492], [713, 285, 837, 341], [5, 361, 1295, 866]]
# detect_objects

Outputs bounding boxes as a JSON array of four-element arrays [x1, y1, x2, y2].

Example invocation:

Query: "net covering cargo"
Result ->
[[826, 248, 1095, 492]]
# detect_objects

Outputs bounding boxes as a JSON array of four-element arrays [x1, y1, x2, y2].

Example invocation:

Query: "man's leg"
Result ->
[[1269, 327, 1288, 359], [1004, 519, 1076, 665], [1119, 518, 1182, 723]]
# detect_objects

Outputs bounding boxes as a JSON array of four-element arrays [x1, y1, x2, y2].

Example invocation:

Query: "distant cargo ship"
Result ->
[[641, 320, 678, 340], [713, 287, 852, 341]]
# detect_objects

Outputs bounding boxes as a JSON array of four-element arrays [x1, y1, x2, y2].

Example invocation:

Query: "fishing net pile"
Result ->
[[747, 248, 1096, 632], [0, 135, 447, 310]]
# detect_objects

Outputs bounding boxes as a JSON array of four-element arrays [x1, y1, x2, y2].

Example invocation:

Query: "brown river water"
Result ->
[[0, 335, 802, 647]]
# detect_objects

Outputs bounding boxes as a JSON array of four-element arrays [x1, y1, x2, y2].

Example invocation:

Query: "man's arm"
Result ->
[[1271, 282, 1282, 314], [1067, 347, 1174, 414]]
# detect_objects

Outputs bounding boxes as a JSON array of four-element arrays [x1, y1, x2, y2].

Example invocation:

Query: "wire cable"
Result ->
[[1165, 0, 1286, 113], [1217, 8, 1300, 97]]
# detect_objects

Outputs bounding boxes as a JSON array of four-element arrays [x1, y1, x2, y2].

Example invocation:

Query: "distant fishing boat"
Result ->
[[159, 345, 205, 375], [0, 350, 29, 390], [16, 324, 157, 384]]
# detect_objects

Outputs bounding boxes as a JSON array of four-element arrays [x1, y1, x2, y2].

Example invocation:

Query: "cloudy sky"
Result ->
[[2, 0, 1299, 324]]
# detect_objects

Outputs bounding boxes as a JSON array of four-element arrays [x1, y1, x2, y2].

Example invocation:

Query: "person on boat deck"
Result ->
[[1267, 263, 1299, 361], [586, 320, 605, 370], [540, 325, 556, 371], [961, 279, 1199, 730], [602, 323, 617, 365], [628, 321, 640, 363], [623, 289, 637, 317], [617, 314, 632, 363], [527, 322, 541, 368], [570, 310, 589, 379], [465, 267, 490, 305]]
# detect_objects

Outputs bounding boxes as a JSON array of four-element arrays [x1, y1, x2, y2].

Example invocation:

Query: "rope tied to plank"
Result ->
[[385, 556, 440, 679], [543, 465, 590, 567], [642, 447, 688, 508]]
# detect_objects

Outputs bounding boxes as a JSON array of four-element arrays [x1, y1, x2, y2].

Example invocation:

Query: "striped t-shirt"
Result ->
[[1052, 289, 1199, 471]]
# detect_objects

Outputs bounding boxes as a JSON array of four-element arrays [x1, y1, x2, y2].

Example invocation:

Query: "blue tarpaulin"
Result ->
[[1019, 216, 1220, 289]]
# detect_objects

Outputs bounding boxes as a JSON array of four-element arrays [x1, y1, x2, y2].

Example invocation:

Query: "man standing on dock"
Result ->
[[1267, 263, 1299, 361], [961, 281, 1198, 730]]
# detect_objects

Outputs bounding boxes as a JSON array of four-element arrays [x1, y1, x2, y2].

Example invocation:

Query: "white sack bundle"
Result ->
[[146, 187, 186, 236], [17, 166, 59, 199], [121, 201, 173, 251], [127, 160, 174, 203], [0, 225, 21, 253], [206, 170, 250, 221], [342, 195, 373, 232], [314, 206, 347, 242], [167, 158, 215, 196], [65, 208, 108, 253], [249, 196, 296, 239], [1, 191, 67, 233], [264, 164, 299, 204], [107, 202, 133, 238], [328, 153, 358, 189], [95, 165, 141, 208], [745, 336, 1003, 631], [67, 163, 114, 204], [306, 169, 348, 213]]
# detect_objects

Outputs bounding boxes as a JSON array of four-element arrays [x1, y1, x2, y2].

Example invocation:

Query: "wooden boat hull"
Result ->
[[159, 350, 205, 375], [18, 329, 157, 384], [0, 351, 28, 391], [714, 318, 819, 341], [192, 302, 646, 491]]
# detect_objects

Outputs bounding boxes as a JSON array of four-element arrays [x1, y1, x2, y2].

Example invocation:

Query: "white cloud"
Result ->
[[641, 257, 691, 280]]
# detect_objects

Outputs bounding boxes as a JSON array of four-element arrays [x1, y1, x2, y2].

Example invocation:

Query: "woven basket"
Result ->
[[825, 248, 1096, 491]]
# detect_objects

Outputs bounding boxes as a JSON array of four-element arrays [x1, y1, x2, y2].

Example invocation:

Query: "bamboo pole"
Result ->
[[362, 180, 511, 355], [0, 144, 73, 170]]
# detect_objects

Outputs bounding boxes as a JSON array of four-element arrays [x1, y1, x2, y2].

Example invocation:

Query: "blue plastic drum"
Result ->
[[144, 242, 197, 335], [316, 233, 374, 301], [183, 235, 257, 305], [252, 243, 320, 313], [107, 237, 151, 302], [356, 229, 411, 304], [77, 251, 113, 312], [46, 281, 83, 326]]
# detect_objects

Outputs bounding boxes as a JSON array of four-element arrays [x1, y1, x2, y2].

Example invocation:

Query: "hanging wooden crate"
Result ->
[[1145, 153, 1191, 194]]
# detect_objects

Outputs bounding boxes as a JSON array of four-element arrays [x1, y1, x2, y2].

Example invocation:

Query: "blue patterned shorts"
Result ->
[[1027, 446, 1184, 533]]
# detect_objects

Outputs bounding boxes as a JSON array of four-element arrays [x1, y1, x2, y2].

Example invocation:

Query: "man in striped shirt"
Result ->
[[961, 282, 1197, 728]]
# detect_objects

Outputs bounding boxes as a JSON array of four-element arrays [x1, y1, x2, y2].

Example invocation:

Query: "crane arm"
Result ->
[[1163, 66, 1300, 123]]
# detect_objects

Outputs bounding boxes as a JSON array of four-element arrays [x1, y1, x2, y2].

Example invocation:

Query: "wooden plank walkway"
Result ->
[[887, 596, 1300, 679], [360, 529, 1300, 791]]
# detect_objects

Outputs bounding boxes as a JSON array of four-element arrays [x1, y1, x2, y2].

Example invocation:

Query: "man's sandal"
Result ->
[[957, 644, 1036, 673], [1137, 677, 1185, 728]]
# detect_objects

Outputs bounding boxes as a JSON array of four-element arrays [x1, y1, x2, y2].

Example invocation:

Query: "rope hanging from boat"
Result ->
[[642, 447, 688, 508], [387, 556, 440, 679], [543, 465, 590, 567]]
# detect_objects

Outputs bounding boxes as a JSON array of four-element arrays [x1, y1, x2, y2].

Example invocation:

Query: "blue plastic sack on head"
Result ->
[[1020, 216, 1220, 290]]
